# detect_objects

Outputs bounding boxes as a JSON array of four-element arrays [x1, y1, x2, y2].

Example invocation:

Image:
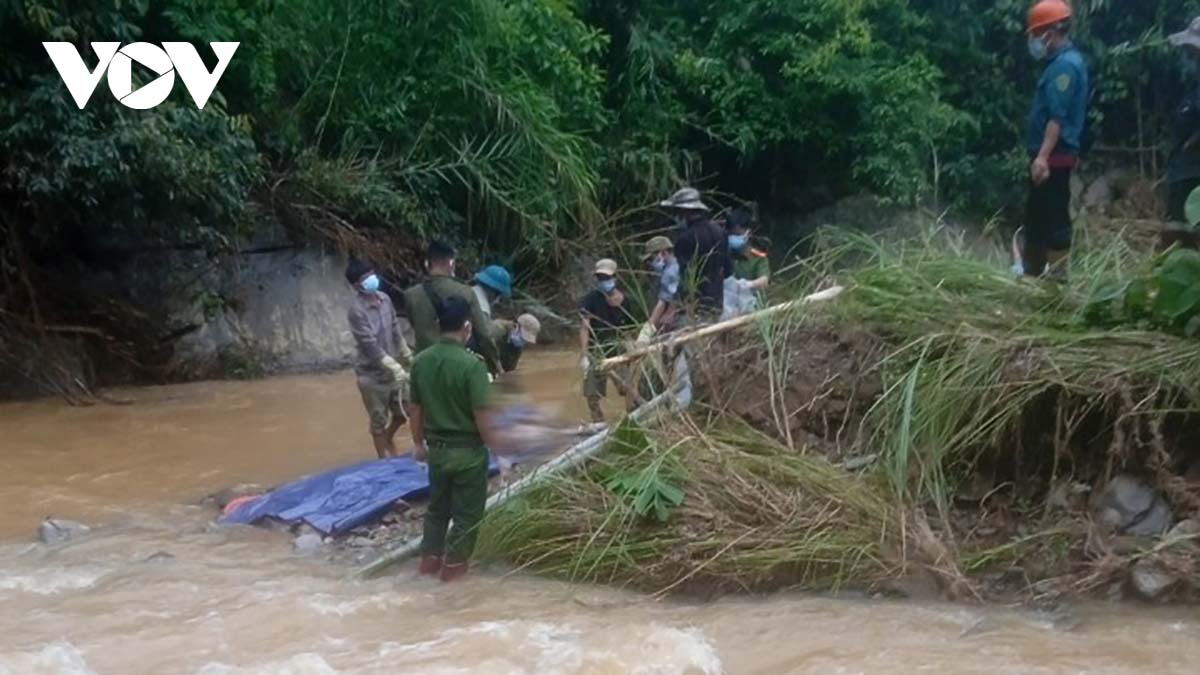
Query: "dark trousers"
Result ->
[[421, 446, 489, 564], [1024, 167, 1073, 276], [1168, 177, 1200, 223]]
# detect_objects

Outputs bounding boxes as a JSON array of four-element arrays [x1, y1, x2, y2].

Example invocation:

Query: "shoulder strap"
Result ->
[[422, 279, 445, 314]]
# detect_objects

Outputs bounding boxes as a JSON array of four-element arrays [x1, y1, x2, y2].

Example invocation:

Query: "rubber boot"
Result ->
[[418, 554, 443, 576], [1043, 249, 1069, 283], [439, 561, 468, 583]]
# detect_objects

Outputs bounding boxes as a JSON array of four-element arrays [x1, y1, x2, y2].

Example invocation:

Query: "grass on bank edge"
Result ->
[[477, 225, 1200, 594]]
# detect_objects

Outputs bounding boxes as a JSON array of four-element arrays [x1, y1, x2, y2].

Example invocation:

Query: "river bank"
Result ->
[[474, 227, 1200, 605], [5, 369, 1200, 673]]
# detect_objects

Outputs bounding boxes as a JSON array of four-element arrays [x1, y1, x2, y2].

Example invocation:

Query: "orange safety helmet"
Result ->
[[1027, 0, 1072, 34]]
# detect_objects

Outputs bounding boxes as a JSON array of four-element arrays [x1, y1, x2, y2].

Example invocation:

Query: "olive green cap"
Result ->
[[643, 235, 673, 259]]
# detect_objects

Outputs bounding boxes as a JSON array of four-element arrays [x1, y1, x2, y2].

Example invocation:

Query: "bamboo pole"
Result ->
[[597, 285, 844, 371], [350, 390, 674, 580]]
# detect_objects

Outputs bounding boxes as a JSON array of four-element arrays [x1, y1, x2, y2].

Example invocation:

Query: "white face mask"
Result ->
[[1027, 35, 1049, 60]]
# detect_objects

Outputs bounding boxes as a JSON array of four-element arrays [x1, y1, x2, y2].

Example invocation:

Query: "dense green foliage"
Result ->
[[5, 1, 1197, 256], [1086, 247, 1200, 335]]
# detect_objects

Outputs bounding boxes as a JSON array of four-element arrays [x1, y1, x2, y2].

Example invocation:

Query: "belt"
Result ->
[[426, 438, 485, 451]]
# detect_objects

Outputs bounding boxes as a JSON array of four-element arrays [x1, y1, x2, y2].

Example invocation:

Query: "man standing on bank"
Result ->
[[410, 295, 498, 582], [1022, 0, 1089, 279], [724, 205, 770, 319], [579, 258, 636, 423], [345, 258, 413, 459], [662, 187, 729, 319]]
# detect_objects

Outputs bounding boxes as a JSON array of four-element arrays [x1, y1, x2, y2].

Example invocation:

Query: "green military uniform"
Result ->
[[732, 246, 769, 282], [410, 338, 492, 564], [403, 275, 501, 374], [492, 319, 523, 372]]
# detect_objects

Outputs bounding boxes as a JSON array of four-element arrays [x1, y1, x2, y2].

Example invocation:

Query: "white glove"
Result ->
[[380, 355, 406, 383], [636, 323, 657, 346], [579, 354, 591, 374]]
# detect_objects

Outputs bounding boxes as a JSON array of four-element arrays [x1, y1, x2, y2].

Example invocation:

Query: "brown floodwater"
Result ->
[[1, 349, 1198, 674]]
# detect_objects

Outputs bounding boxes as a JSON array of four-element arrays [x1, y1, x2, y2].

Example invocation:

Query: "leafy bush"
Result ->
[[1086, 248, 1200, 335]]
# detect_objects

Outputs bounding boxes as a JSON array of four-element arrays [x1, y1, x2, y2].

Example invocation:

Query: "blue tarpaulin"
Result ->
[[220, 455, 499, 535]]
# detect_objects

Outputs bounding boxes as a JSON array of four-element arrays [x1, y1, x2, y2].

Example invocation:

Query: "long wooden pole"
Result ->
[[597, 285, 844, 371], [350, 390, 675, 580]]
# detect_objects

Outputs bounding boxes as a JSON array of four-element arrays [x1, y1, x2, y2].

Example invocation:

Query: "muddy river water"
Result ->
[[2, 350, 1199, 674]]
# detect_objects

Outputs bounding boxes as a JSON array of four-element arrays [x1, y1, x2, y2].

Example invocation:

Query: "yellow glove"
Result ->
[[381, 355, 407, 384]]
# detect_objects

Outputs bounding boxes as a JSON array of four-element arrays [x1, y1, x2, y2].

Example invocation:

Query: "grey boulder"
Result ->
[[1092, 474, 1172, 536], [1130, 560, 1177, 601]]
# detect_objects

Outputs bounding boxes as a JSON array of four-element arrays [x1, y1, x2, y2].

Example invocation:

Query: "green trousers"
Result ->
[[420, 445, 489, 564]]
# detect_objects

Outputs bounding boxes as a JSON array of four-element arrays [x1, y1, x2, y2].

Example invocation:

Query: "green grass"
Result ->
[[478, 419, 899, 594], [480, 225, 1200, 595], [806, 229, 1200, 512]]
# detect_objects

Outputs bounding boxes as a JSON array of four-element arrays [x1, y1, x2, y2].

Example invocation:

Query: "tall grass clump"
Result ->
[[817, 228, 1200, 513], [479, 418, 899, 594]]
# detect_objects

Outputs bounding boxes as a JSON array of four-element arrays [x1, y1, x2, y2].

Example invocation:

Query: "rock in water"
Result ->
[[1130, 560, 1176, 601], [37, 518, 90, 545], [1092, 474, 1172, 536], [293, 532, 324, 554]]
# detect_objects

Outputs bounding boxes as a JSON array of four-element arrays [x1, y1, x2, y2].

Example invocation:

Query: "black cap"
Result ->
[[345, 257, 373, 285], [725, 206, 753, 232]]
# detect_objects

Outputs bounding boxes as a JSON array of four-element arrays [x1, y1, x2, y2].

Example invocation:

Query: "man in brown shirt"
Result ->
[[346, 258, 413, 458]]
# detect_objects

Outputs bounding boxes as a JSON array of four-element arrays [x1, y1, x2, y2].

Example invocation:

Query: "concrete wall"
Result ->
[[172, 248, 355, 375]]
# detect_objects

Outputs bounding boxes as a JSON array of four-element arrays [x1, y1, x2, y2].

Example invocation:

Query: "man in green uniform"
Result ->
[[403, 240, 502, 376], [722, 206, 770, 319], [726, 206, 769, 286], [493, 313, 541, 372], [409, 295, 498, 582]]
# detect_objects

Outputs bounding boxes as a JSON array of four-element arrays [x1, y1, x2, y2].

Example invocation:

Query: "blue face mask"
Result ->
[[728, 233, 749, 251], [597, 279, 616, 294], [650, 257, 666, 273], [508, 330, 524, 349], [1027, 36, 1048, 61], [360, 274, 380, 293]]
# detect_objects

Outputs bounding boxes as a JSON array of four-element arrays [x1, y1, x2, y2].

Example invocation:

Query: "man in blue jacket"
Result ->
[[1023, 0, 1088, 280]]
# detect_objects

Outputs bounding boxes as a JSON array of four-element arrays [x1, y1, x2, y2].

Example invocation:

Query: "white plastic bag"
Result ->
[[721, 276, 758, 320]]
